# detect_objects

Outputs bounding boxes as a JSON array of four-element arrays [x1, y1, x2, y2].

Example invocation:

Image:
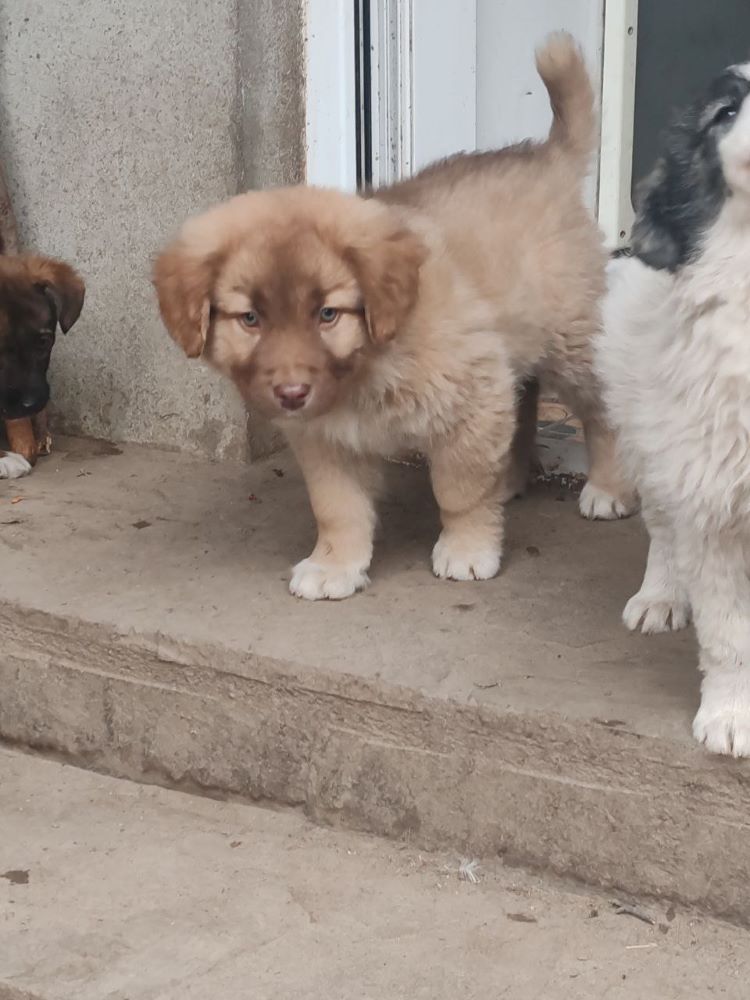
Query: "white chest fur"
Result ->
[[603, 216, 750, 531]]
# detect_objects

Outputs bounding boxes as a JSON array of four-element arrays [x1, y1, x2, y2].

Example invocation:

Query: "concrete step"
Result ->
[[0, 437, 747, 922], [1, 749, 747, 1000]]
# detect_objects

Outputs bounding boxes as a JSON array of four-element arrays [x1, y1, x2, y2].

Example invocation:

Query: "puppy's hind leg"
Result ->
[[545, 318, 637, 519], [553, 378, 637, 519], [499, 377, 539, 503]]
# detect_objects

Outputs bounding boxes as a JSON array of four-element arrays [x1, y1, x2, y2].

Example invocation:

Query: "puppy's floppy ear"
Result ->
[[152, 242, 217, 359], [630, 160, 683, 272], [26, 256, 85, 332], [345, 218, 426, 344]]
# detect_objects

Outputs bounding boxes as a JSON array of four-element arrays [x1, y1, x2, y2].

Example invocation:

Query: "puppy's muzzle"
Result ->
[[1, 383, 50, 420], [273, 382, 311, 411]]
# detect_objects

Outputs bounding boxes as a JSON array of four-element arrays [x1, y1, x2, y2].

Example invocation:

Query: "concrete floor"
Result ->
[[0, 435, 693, 732], [1, 748, 747, 1000], [1, 438, 749, 920]]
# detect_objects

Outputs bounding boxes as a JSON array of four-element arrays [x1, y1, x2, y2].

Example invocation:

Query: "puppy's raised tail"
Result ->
[[536, 32, 596, 164]]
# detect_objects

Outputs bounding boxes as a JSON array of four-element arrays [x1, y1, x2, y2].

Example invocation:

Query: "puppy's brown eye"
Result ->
[[319, 307, 339, 325], [239, 311, 259, 329]]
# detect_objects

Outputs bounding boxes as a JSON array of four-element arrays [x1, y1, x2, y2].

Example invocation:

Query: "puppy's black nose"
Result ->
[[273, 383, 311, 410], [1, 387, 49, 419]]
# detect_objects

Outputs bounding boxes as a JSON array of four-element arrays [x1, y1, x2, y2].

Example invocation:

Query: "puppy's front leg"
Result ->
[[429, 433, 510, 582], [4, 417, 38, 467], [0, 450, 31, 479], [686, 533, 750, 757], [287, 433, 380, 601], [0, 415, 34, 478], [622, 503, 690, 634]]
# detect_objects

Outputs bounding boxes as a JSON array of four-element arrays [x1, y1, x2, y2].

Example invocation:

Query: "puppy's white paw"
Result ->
[[623, 589, 691, 634], [289, 558, 370, 601], [693, 673, 750, 757], [0, 452, 32, 480], [579, 482, 636, 520], [432, 534, 501, 582]]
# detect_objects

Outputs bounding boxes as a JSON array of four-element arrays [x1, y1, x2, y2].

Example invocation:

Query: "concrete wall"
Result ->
[[0, 0, 304, 460]]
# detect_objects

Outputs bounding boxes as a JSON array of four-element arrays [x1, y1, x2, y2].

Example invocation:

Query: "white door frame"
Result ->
[[303, 0, 358, 189], [368, 0, 477, 186], [598, 0, 639, 248], [368, 0, 414, 185], [304, 0, 477, 189]]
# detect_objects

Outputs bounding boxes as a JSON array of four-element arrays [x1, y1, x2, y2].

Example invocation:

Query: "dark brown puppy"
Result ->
[[0, 254, 85, 478]]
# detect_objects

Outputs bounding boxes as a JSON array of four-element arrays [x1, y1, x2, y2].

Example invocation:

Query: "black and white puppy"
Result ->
[[597, 63, 750, 756]]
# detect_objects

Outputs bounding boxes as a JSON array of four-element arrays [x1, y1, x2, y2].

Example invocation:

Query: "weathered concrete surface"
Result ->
[[0, 0, 303, 459], [0, 438, 749, 921], [239, 0, 305, 191], [1, 749, 748, 1000]]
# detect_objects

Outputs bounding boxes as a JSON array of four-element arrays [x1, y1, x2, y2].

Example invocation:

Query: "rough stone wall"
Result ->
[[0, 0, 304, 459]]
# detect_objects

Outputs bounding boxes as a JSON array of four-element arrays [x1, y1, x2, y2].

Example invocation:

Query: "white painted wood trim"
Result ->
[[369, 0, 415, 186], [369, 0, 477, 187], [598, 0, 639, 248], [303, 0, 358, 189]]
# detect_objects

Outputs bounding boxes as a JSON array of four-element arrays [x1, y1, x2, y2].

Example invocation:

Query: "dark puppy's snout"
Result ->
[[1, 380, 50, 419]]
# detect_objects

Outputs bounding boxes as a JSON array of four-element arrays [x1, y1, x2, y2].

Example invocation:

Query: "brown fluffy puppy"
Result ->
[[154, 32, 634, 600]]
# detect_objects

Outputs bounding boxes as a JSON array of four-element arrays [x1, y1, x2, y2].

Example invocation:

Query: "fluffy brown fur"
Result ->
[[154, 32, 634, 600]]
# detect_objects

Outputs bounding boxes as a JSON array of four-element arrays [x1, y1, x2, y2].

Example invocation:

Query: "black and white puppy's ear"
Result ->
[[630, 161, 683, 272]]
